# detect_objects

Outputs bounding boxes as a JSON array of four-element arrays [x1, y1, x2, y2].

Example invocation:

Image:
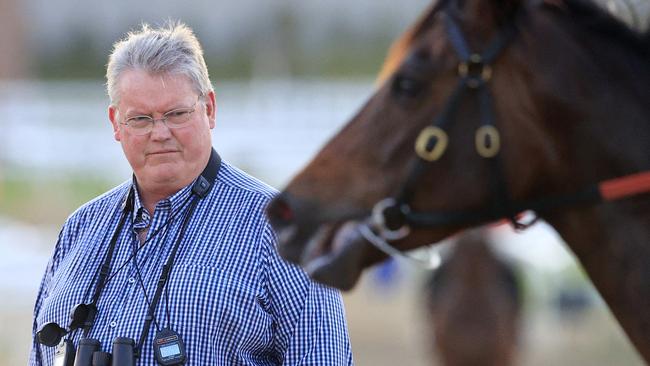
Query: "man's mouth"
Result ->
[[148, 150, 179, 155]]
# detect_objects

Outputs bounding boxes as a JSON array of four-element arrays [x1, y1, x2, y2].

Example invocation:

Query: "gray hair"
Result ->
[[106, 21, 213, 105]]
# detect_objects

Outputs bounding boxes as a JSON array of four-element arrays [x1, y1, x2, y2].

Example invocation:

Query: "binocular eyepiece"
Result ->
[[111, 337, 136, 366], [50, 336, 136, 366], [73, 338, 100, 366]]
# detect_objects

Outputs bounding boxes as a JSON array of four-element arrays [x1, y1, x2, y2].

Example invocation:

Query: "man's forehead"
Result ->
[[117, 70, 196, 111], [118, 69, 193, 93]]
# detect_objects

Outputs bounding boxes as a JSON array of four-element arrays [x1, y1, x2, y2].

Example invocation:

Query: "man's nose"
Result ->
[[149, 118, 172, 140]]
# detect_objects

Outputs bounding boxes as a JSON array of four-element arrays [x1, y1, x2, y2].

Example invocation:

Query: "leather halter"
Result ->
[[369, 12, 650, 244]]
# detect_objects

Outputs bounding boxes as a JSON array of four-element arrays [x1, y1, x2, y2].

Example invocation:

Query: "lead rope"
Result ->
[[358, 223, 442, 270]]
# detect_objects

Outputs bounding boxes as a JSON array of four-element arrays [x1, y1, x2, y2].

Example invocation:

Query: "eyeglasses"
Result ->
[[120, 96, 201, 136]]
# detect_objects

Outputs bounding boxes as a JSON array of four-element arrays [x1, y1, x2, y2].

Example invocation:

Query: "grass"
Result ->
[[0, 175, 115, 225]]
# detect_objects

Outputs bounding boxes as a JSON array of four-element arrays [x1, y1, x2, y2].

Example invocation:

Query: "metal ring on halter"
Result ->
[[458, 54, 493, 89], [371, 198, 411, 241], [475, 125, 501, 158], [415, 126, 449, 162]]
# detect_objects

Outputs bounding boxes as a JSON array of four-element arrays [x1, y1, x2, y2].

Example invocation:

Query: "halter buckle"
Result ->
[[458, 54, 492, 89], [475, 125, 501, 158], [415, 126, 449, 161]]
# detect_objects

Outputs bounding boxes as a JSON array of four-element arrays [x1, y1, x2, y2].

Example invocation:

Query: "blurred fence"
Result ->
[[0, 79, 373, 187]]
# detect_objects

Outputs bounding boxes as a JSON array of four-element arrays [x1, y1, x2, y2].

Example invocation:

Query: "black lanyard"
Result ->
[[77, 189, 134, 338]]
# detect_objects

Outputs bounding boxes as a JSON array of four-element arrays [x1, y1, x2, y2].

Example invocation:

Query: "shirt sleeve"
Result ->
[[29, 227, 67, 366], [29, 212, 81, 366], [262, 225, 354, 365]]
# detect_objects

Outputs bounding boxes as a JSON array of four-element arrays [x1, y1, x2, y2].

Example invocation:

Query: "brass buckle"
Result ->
[[475, 125, 500, 158], [415, 126, 449, 161]]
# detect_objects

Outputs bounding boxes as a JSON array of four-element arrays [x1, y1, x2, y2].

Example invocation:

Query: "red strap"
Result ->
[[599, 171, 650, 201]]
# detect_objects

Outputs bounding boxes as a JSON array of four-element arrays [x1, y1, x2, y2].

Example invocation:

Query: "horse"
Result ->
[[424, 229, 521, 366], [266, 0, 650, 360]]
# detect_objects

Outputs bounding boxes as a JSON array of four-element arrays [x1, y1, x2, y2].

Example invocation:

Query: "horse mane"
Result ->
[[376, 0, 650, 85], [546, 0, 650, 61]]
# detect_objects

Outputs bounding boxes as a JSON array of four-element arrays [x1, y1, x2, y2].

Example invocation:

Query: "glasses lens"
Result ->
[[128, 116, 152, 129], [126, 116, 153, 135], [37, 322, 67, 347], [164, 109, 193, 127]]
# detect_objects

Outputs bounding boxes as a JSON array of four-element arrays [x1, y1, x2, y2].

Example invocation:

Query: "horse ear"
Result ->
[[377, 2, 439, 84]]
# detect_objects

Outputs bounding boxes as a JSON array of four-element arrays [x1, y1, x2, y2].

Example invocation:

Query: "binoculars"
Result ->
[[54, 337, 136, 366]]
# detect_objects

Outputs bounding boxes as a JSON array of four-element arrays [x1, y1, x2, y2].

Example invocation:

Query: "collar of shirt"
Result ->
[[130, 177, 195, 230]]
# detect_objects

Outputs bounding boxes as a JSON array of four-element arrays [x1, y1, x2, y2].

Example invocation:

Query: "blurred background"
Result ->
[[1, 0, 648, 365]]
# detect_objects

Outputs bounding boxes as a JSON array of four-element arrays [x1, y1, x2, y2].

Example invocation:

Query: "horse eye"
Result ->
[[391, 75, 424, 98]]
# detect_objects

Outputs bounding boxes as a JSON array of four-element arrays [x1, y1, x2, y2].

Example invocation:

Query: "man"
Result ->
[[30, 22, 353, 365]]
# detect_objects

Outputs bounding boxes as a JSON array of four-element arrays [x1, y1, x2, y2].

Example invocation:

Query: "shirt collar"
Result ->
[[131, 176, 196, 222]]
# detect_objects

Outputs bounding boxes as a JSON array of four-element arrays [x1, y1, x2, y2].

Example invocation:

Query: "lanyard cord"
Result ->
[[130, 207, 177, 334], [79, 188, 134, 338], [134, 197, 200, 358], [101, 195, 193, 291], [78, 192, 193, 338], [131, 195, 197, 335]]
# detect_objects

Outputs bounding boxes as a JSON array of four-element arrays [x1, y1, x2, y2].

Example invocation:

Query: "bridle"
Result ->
[[360, 9, 650, 268]]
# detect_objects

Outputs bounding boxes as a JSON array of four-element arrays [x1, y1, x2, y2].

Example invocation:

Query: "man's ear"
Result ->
[[205, 90, 217, 129], [108, 105, 121, 142]]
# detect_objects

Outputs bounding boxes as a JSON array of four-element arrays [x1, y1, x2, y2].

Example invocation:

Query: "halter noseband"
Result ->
[[361, 11, 650, 265]]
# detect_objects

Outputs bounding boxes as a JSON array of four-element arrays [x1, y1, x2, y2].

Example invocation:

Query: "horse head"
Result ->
[[266, 0, 650, 290]]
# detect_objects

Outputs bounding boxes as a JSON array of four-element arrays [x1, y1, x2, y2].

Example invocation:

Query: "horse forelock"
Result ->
[[376, 1, 448, 85], [376, 27, 416, 85], [377, 0, 649, 87]]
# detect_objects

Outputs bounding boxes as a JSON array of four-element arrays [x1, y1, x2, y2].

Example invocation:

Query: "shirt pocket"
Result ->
[[165, 264, 269, 332], [164, 264, 275, 363]]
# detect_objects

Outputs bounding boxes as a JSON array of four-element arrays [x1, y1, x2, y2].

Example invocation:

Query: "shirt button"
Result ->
[[128, 277, 136, 284], [110, 321, 117, 328]]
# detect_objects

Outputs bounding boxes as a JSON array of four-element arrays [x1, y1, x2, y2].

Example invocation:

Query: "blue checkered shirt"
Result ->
[[30, 160, 353, 365]]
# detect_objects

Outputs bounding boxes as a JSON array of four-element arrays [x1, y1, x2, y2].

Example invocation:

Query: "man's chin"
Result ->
[[146, 151, 182, 163], [138, 163, 184, 187]]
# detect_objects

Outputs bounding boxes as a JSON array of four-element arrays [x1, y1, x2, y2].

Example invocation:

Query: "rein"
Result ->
[[363, 11, 650, 266]]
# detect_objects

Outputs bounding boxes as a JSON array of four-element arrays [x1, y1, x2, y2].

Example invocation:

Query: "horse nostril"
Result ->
[[267, 194, 301, 248], [267, 194, 295, 228]]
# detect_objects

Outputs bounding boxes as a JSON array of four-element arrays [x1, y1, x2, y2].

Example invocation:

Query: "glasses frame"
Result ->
[[119, 95, 203, 135]]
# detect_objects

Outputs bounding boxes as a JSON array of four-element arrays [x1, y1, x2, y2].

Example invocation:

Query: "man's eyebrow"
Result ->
[[166, 105, 190, 112], [124, 109, 151, 117], [124, 99, 194, 117]]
